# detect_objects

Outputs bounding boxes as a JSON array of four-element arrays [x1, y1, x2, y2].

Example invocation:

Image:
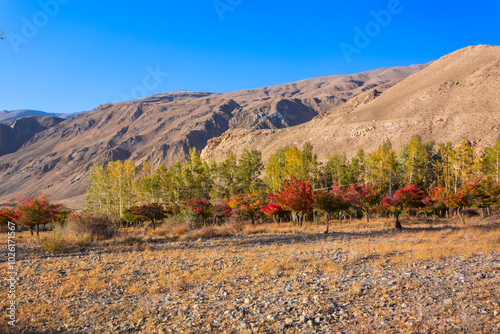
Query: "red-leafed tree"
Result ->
[[0, 209, 16, 226], [13, 193, 62, 235], [382, 185, 426, 229], [443, 180, 481, 225], [344, 183, 382, 222], [130, 203, 169, 229], [212, 199, 232, 225], [272, 177, 313, 226], [185, 199, 213, 226], [313, 185, 350, 233], [425, 185, 449, 217], [262, 203, 285, 225], [262, 193, 286, 225]]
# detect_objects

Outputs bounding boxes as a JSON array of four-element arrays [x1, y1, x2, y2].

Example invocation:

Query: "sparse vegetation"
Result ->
[[1, 218, 498, 333]]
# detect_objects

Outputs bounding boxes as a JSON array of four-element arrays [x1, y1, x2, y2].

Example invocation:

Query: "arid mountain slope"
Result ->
[[0, 109, 82, 122], [0, 65, 422, 205], [0, 116, 64, 157], [202, 45, 500, 163]]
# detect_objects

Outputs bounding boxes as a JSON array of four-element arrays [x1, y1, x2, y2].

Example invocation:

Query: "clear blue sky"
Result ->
[[1, 0, 499, 114]]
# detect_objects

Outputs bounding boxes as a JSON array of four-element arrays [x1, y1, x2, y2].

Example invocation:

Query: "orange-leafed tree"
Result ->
[[228, 193, 264, 224], [382, 185, 426, 229], [13, 193, 62, 236], [272, 177, 313, 226]]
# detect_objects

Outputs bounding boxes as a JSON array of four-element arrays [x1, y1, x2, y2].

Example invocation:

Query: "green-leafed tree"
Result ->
[[366, 139, 399, 195], [480, 138, 500, 182], [324, 152, 352, 186], [237, 149, 264, 194], [398, 135, 434, 188]]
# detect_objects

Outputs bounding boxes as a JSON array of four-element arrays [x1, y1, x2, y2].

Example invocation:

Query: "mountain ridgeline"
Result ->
[[0, 64, 425, 205], [0, 45, 499, 207]]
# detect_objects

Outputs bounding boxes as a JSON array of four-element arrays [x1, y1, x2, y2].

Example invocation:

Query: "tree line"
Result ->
[[81, 136, 500, 229]]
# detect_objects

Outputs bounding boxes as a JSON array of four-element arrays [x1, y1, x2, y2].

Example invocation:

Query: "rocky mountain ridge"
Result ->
[[0, 64, 424, 206]]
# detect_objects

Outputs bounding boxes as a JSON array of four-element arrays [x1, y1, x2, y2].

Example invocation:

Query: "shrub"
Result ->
[[67, 213, 116, 241], [42, 227, 68, 253]]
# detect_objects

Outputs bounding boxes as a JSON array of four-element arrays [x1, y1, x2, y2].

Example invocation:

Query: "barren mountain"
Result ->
[[0, 109, 83, 122], [0, 66, 423, 206], [0, 116, 64, 157], [202, 45, 500, 163]]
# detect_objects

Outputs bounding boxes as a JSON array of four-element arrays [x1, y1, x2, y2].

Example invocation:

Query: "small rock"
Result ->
[[285, 318, 293, 326]]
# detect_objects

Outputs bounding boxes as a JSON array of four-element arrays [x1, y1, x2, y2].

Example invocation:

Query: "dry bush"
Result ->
[[180, 225, 235, 240], [66, 212, 116, 241], [42, 227, 68, 253], [172, 223, 190, 237]]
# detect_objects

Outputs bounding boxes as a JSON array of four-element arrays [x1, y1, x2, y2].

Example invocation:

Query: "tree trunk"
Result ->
[[339, 211, 343, 225], [30, 226, 34, 236], [395, 211, 402, 229], [457, 207, 466, 225], [481, 208, 485, 219], [365, 210, 370, 223], [36, 224, 40, 236], [325, 213, 330, 234]]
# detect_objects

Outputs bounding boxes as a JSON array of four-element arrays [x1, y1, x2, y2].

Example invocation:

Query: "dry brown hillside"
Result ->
[[201, 45, 500, 163], [0, 66, 421, 206]]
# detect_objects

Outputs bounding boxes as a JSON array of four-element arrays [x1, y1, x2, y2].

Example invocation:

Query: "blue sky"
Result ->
[[1, 0, 499, 114]]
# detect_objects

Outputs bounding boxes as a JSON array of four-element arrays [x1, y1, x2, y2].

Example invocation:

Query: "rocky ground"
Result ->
[[1, 220, 499, 333]]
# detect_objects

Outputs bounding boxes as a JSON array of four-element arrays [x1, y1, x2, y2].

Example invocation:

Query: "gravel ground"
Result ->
[[1, 223, 499, 333]]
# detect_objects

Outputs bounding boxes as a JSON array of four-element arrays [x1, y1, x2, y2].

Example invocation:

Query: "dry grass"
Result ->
[[1, 216, 499, 332]]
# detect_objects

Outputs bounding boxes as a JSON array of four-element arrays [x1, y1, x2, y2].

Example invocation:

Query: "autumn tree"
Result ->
[[382, 185, 426, 229], [344, 183, 382, 222], [130, 203, 168, 229], [228, 193, 264, 224], [272, 177, 313, 226], [185, 199, 213, 226], [443, 180, 481, 225], [212, 199, 232, 225], [313, 185, 350, 233], [262, 193, 286, 225], [14, 193, 62, 235], [425, 185, 449, 217]]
